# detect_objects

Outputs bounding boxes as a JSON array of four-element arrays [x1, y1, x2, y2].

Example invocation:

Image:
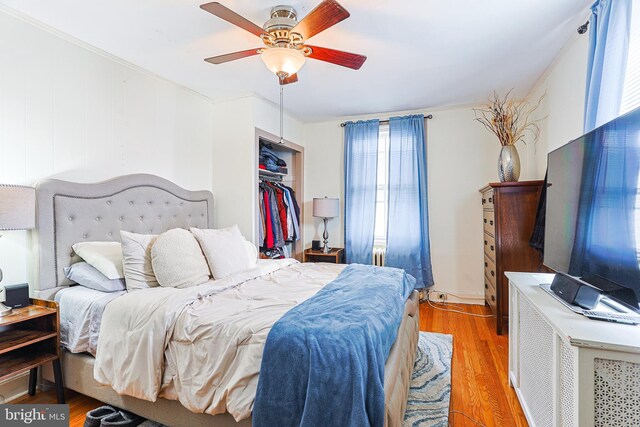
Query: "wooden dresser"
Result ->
[[480, 181, 543, 334]]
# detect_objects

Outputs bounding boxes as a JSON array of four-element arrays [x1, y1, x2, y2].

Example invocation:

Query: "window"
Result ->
[[621, 4, 640, 114], [623, 6, 640, 264], [373, 124, 389, 247]]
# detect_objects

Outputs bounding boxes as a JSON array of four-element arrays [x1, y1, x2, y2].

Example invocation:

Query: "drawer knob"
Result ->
[[485, 262, 488, 267], [484, 240, 487, 245], [490, 245, 494, 251], [491, 295, 495, 302], [485, 283, 488, 289], [482, 198, 486, 204], [489, 197, 493, 203], [484, 219, 487, 223], [491, 270, 495, 277], [490, 220, 494, 226]]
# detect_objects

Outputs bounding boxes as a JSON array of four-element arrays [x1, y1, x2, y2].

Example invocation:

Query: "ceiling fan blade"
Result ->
[[200, 2, 265, 37], [305, 45, 366, 70], [290, 0, 350, 41], [204, 48, 262, 64], [281, 73, 299, 85]]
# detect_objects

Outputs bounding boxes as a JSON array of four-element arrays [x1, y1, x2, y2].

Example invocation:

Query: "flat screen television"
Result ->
[[545, 106, 640, 308]]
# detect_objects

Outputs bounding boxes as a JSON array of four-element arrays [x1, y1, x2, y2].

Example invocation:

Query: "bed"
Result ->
[[34, 174, 419, 427]]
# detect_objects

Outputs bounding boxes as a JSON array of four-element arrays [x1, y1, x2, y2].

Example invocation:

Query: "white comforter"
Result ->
[[94, 259, 345, 421]]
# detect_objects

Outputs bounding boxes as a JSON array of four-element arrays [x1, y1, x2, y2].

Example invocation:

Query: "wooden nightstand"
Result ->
[[0, 298, 65, 403], [303, 247, 344, 263]]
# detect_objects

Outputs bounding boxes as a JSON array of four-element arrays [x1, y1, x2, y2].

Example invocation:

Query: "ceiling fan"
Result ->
[[200, 0, 367, 85]]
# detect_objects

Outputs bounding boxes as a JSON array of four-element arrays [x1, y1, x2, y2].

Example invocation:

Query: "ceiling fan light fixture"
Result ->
[[261, 47, 306, 78]]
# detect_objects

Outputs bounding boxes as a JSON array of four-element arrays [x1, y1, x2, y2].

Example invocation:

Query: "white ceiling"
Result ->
[[0, 0, 591, 122]]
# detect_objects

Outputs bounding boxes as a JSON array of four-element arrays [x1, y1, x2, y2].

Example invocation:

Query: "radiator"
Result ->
[[373, 247, 386, 266]]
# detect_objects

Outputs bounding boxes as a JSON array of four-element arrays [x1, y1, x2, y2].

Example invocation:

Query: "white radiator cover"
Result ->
[[593, 358, 640, 426], [508, 272, 640, 427], [518, 297, 555, 427]]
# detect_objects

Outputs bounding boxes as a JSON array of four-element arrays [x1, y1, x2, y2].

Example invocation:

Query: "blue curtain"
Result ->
[[344, 120, 379, 264], [386, 115, 434, 288], [569, 111, 640, 296], [583, 0, 632, 131]]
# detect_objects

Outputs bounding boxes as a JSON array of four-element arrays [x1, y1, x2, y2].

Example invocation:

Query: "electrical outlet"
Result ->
[[437, 292, 447, 302]]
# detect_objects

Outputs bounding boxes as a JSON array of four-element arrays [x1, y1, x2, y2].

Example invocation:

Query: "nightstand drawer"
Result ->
[[304, 248, 344, 264]]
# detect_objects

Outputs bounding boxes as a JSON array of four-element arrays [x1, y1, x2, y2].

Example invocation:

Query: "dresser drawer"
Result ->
[[481, 189, 494, 209], [483, 233, 496, 260], [484, 255, 497, 287], [485, 275, 497, 311], [483, 210, 495, 235]]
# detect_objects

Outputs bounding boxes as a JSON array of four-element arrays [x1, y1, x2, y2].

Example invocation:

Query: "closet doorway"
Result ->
[[255, 128, 304, 261]]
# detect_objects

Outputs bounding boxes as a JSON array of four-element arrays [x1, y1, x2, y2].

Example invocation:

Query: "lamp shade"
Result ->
[[0, 185, 35, 230], [261, 47, 306, 77], [313, 197, 339, 219]]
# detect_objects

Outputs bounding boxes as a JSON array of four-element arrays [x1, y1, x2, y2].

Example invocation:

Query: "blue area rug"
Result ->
[[403, 332, 454, 427], [94, 331, 454, 427]]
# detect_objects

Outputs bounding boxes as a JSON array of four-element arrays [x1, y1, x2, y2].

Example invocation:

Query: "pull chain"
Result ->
[[279, 79, 284, 144]]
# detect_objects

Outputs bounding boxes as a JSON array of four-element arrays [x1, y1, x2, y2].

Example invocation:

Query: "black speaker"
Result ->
[[551, 273, 601, 310], [311, 240, 321, 251], [4, 283, 29, 309]]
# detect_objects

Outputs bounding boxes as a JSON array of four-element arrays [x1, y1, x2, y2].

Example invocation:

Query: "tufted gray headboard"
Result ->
[[33, 174, 213, 299]]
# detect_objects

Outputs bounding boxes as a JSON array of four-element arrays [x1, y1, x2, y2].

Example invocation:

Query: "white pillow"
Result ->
[[72, 241, 124, 280], [64, 262, 126, 293], [120, 230, 159, 290], [245, 240, 258, 262], [190, 225, 257, 279], [151, 228, 211, 288]]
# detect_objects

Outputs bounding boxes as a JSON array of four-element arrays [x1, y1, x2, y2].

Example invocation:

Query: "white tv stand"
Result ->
[[507, 272, 640, 427]]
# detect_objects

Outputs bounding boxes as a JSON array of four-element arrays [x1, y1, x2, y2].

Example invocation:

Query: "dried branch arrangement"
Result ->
[[474, 90, 545, 146]]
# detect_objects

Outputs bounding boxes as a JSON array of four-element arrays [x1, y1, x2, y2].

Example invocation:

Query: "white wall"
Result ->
[[0, 6, 216, 402], [302, 106, 501, 303], [0, 8, 216, 287], [526, 33, 590, 175], [211, 95, 304, 242], [299, 31, 590, 304]]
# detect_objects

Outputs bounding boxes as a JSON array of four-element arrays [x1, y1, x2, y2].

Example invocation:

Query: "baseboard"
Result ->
[[425, 289, 486, 305], [0, 372, 29, 403]]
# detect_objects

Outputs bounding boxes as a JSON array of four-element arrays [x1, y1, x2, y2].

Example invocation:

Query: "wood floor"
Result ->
[[420, 301, 528, 427], [14, 302, 527, 427]]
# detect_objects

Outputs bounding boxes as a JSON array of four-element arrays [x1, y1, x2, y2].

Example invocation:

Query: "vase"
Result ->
[[497, 145, 521, 182]]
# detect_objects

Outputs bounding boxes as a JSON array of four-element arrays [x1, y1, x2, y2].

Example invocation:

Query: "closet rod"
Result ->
[[340, 114, 433, 127], [259, 176, 283, 183]]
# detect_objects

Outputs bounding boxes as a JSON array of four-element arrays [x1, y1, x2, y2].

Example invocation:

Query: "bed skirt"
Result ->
[[43, 290, 420, 427]]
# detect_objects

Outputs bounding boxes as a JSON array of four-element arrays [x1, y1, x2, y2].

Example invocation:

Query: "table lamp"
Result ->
[[313, 197, 339, 254], [0, 185, 36, 317]]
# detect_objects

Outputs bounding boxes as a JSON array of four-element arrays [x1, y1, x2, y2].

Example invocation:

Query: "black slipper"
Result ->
[[100, 410, 144, 427], [84, 406, 118, 427]]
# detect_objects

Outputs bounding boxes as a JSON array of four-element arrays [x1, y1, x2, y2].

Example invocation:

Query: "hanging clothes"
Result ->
[[259, 187, 266, 245], [261, 185, 275, 249], [280, 185, 300, 242], [258, 179, 301, 252]]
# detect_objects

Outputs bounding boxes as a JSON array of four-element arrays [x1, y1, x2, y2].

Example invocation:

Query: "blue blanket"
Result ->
[[253, 264, 415, 427]]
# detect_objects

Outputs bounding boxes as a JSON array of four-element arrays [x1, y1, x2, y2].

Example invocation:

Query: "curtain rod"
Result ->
[[340, 114, 433, 127]]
